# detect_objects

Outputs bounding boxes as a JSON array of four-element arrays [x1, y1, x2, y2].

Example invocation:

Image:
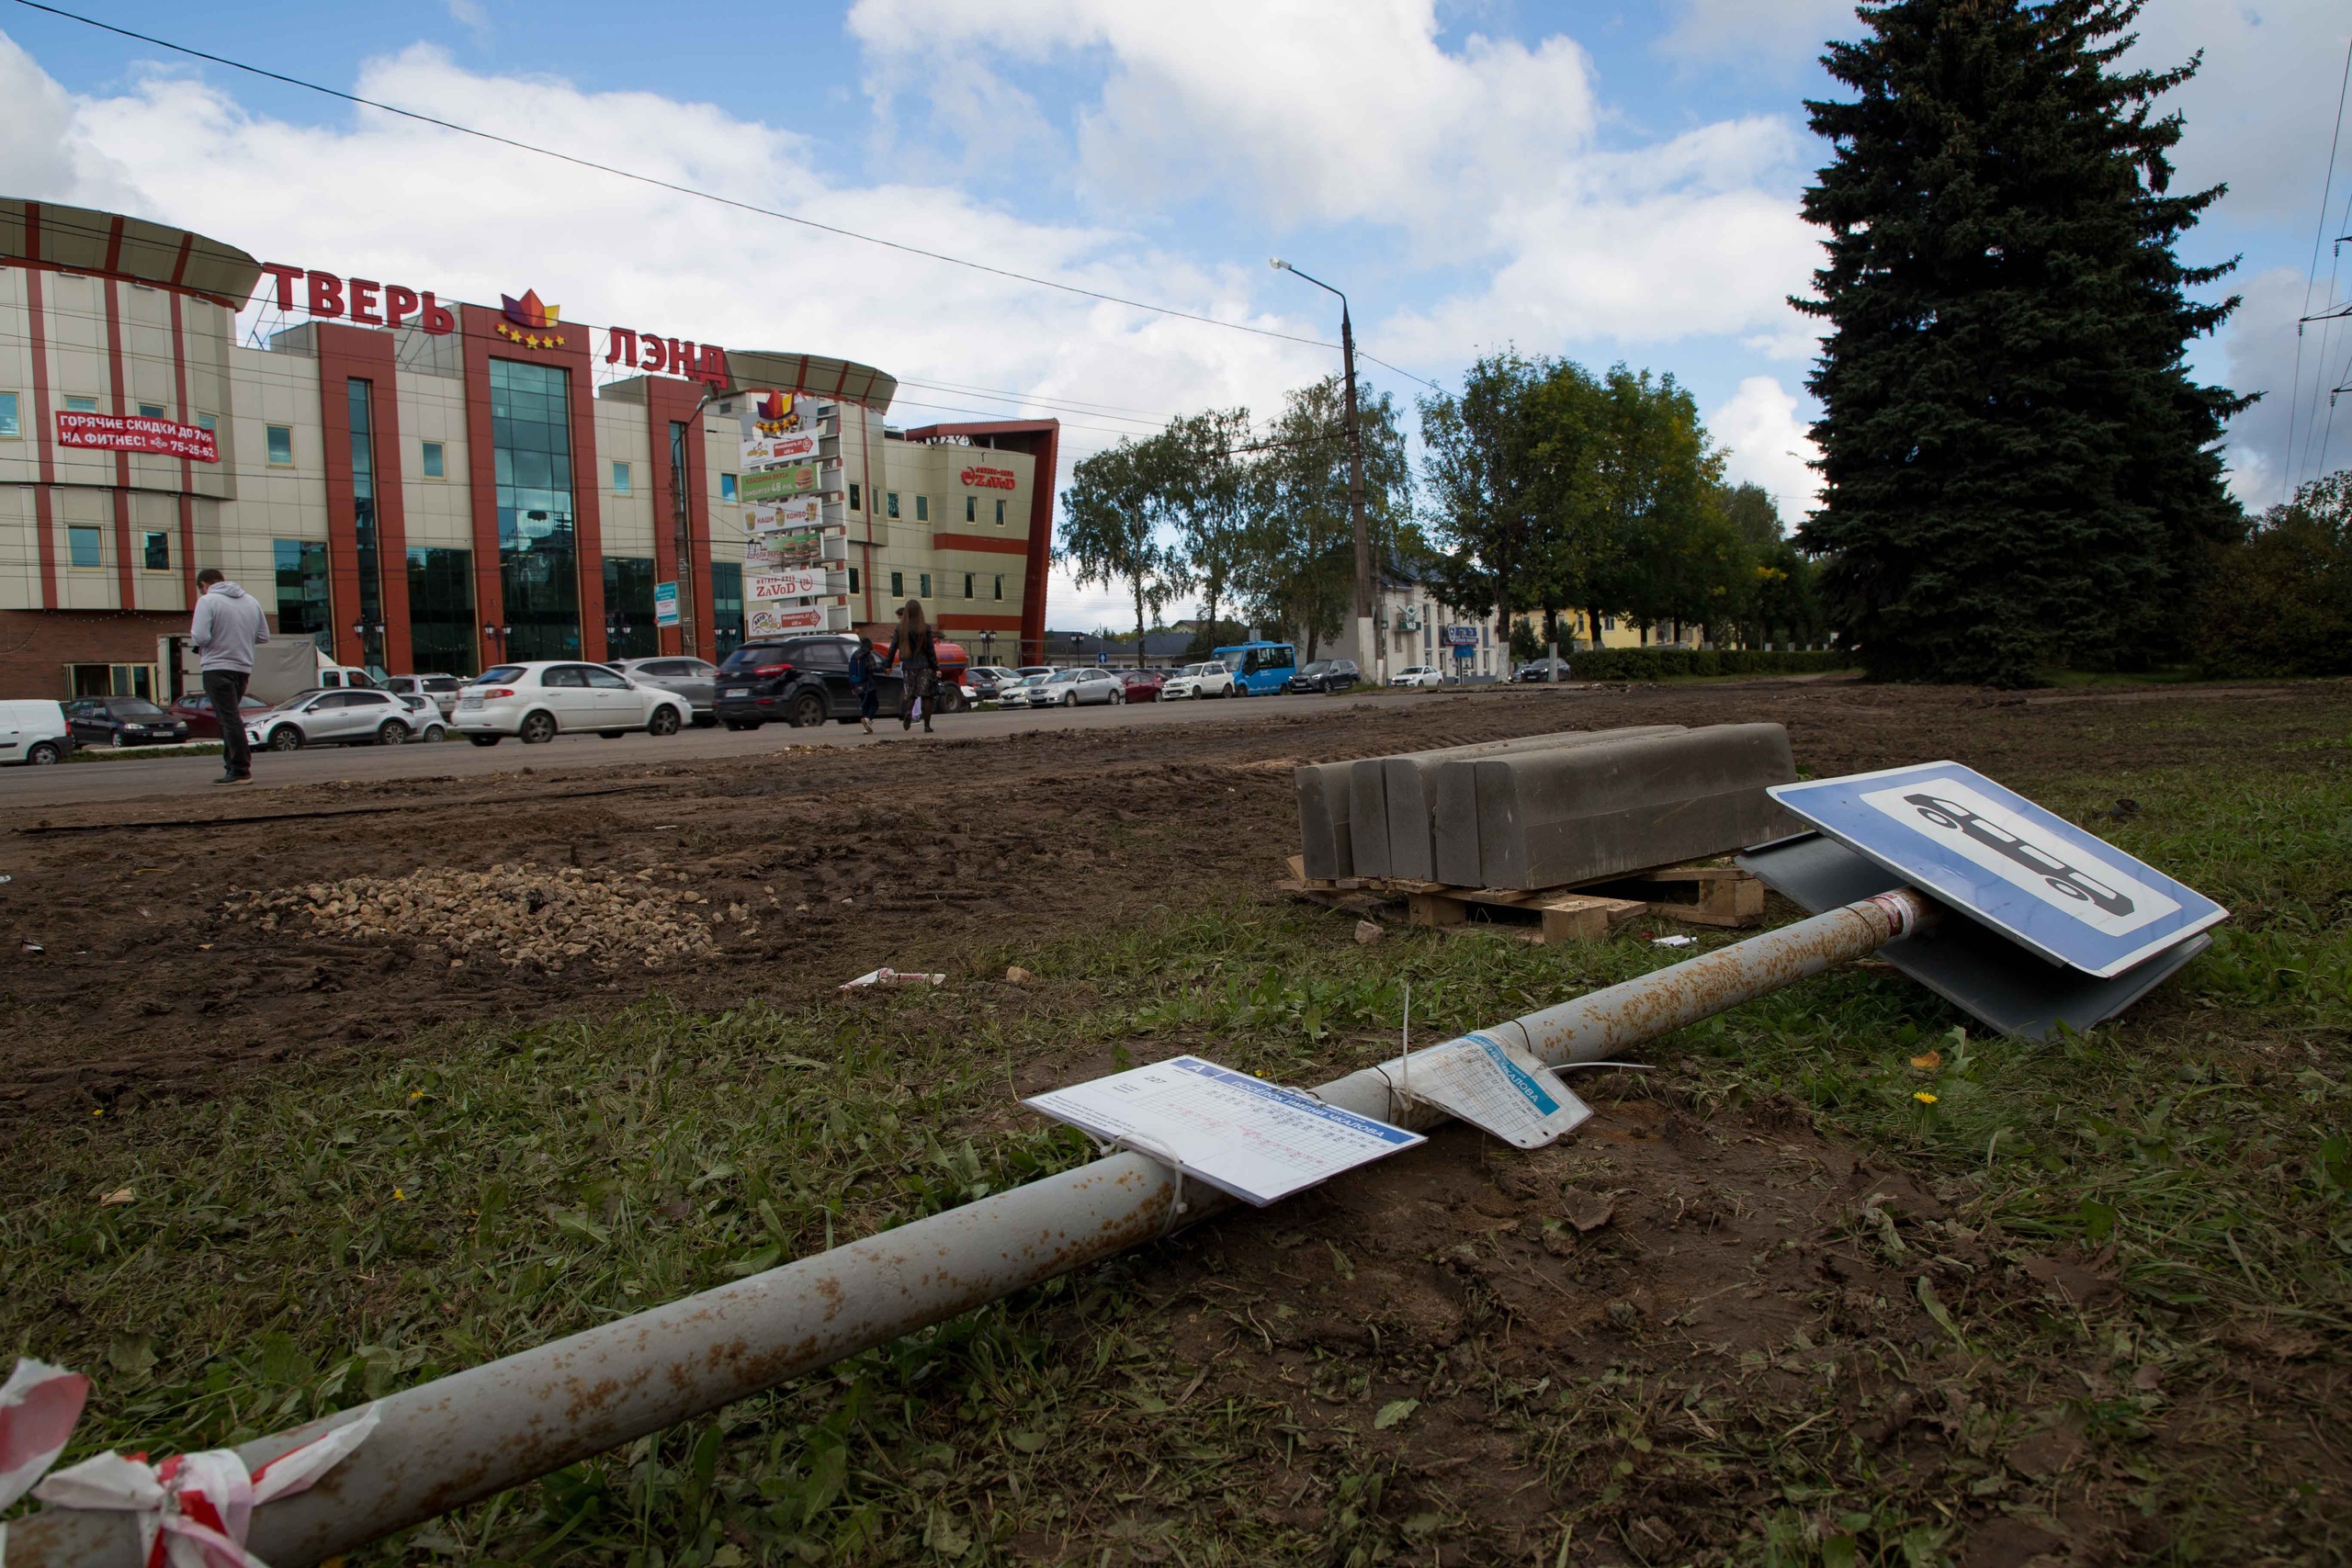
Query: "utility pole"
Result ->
[[1272, 258, 1377, 681]]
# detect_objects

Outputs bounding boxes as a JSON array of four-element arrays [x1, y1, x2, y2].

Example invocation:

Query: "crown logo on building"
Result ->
[[756, 391, 791, 421], [501, 290, 560, 329]]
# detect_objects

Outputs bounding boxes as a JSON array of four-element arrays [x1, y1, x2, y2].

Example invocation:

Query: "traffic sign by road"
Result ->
[[1768, 761, 2226, 978]]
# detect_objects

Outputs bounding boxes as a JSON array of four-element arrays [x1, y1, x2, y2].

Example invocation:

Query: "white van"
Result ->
[[0, 700, 73, 765]]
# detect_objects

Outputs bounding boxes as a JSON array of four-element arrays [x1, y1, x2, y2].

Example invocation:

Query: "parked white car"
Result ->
[[453, 661, 690, 746], [1160, 661, 1237, 699], [383, 673, 465, 717], [1391, 665, 1451, 688], [248, 687, 447, 751], [0, 700, 74, 765]]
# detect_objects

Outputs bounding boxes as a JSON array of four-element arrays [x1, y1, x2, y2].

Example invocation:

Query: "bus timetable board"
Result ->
[[1768, 761, 2226, 978]]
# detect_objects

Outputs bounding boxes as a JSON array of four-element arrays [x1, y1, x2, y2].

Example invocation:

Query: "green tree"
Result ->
[[1239, 376, 1409, 659], [2196, 470, 2352, 677], [1059, 441, 1189, 654], [1586, 367, 1730, 645], [1794, 0, 2246, 685], [1153, 409, 1255, 649], [1417, 353, 1567, 649]]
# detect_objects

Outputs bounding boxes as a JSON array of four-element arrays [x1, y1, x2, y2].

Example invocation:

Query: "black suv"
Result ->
[[714, 636, 904, 729], [1283, 658, 1361, 694]]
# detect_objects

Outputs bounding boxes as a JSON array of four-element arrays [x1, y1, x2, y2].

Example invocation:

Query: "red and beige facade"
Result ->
[[0, 197, 1054, 699]]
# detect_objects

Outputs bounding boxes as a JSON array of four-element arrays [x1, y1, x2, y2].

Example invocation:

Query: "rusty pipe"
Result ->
[[6, 891, 1931, 1568]]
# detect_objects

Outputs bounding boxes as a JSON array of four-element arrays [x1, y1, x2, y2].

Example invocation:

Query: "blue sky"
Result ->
[[5, 0, 2347, 629]]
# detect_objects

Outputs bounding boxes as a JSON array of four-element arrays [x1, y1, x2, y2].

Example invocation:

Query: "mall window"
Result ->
[[348, 379, 387, 675], [141, 532, 169, 571], [995, 499, 1006, 526], [886, 491, 899, 519], [848, 566, 860, 593], [67, 526, 101, 569], [266, 424, 294, 466], [915, 495, 928, 523], [408, 547, 478, 676], [0, 392, 17, 435], [848, 482, 862, 511], [963, 572, 974, 600], [719, 473, 738, 502], [274, 540, 331, 651], [64, 396, 97, 413], [889, 570, 903, 598], [993, 574, 1004, 602], [491, 358, 581, 661], [139, 403, 165, 420], [197, 414, 217, 434], [601, 557, 657, 660], [919, 572, 931, 599], [611, 461, 632, 496], [710, 561, 744, 658], [422, 441, 445, 479], [965, 495, 976, 524]]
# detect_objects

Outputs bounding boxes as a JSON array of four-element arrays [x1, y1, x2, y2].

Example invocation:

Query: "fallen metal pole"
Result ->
[[8, 890, 1931, 1568]]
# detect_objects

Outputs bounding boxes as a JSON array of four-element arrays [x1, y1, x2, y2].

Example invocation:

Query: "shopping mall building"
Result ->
[[0, 197, 1056, 699]]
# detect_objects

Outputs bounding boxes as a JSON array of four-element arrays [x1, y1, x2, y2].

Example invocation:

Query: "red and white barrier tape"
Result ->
[[0, 1359, 90, 1512], [0, 1356, 377, 1568]]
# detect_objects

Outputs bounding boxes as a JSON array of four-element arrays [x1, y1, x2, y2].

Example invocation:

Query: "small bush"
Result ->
[[1563, 646, 1855, 681]]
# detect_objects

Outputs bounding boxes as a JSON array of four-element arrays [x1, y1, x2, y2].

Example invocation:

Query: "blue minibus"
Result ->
[[1215, 640, 1296, 696]]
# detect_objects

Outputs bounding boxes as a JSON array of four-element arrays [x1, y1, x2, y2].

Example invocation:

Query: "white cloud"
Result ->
[[1379, 117, 1818, 355], [446, 0, 492, 47], [1657, 0, 1853, 66], [849, 0, 1820, 358], [849, 0, 1600, 231], [1707, 374, 1820, 519], [2219, 263, 2352, 507]]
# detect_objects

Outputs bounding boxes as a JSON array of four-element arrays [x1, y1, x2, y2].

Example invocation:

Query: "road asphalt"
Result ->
[[0, 690, 1436, 808]]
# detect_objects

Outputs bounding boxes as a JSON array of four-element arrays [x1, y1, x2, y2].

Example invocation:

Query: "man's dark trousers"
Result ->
[[205, 669, 251, 778]]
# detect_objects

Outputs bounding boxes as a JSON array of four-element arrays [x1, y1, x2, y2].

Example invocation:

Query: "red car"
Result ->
[[167, 692, 270, 738], [1112, 668, 1164, 702]]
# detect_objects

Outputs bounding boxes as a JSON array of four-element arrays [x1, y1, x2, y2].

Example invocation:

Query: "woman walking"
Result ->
[[887, 598, 938, 733]]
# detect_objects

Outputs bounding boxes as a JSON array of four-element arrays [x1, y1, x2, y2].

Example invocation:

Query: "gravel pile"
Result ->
[[229, 864, 725, 970]]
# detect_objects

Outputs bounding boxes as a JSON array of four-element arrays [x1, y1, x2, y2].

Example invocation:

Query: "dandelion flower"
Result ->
[[408, 1089, 425, 1101], [91, 1108, 103, 1116], [393, 1188, 407, 1201], [1914, 1091, 1938, 1105]]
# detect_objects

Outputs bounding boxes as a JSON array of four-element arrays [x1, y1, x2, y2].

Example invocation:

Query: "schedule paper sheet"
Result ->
[[1024, 1055, 1424, 1206], [1401, 1032, 1592, 1149]]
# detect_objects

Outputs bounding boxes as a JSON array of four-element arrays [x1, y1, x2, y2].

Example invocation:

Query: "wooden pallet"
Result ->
[[1280, 855, 1762, 942]]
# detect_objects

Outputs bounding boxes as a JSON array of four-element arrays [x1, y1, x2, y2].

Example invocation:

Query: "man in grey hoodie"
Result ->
[[190, 568, 269, 784]]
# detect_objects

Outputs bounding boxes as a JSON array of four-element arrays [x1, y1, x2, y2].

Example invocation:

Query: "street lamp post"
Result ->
[[484, 624, 513, 664], [1270, 257, 1374, 682]]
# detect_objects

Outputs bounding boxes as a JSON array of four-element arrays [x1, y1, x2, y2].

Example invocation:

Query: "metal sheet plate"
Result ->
[[1737, 831, 2211, 1040], [1768, 762, 2226, 977]]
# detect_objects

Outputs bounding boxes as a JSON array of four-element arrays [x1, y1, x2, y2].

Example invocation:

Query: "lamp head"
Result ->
[[1269, 257, 1289, 272]]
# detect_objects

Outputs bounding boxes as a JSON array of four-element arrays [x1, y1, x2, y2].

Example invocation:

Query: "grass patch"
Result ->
[[2, 761, 2346, 1564]]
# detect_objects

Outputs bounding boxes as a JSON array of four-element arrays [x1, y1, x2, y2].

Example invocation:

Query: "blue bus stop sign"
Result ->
[[1767, 761, 2226, 979]]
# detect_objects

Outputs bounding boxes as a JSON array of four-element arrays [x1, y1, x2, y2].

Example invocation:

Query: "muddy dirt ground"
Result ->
[[3, 675, 2345, 1118]]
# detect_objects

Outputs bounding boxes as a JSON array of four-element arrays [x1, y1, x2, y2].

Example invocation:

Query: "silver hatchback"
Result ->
[[607, 657, 719, 724]]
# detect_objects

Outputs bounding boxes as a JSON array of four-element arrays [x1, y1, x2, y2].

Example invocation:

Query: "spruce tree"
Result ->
[[1794, 0, 2248, 684]]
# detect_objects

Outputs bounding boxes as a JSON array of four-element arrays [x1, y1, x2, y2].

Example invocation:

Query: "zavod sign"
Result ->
[[960, 466, 1016, 491], [258, 266, 727, 386]]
